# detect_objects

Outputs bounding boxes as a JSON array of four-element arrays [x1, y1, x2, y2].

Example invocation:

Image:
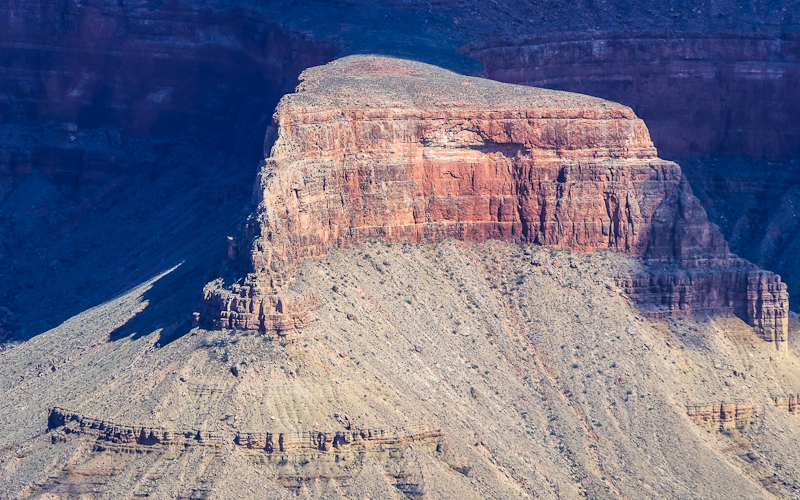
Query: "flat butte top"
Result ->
[[284, 55, 635, 119]]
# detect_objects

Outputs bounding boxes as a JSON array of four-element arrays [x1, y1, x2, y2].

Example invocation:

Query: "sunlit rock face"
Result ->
[[202, 56, 787, 347]]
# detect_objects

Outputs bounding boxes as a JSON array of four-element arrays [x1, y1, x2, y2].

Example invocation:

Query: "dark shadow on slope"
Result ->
[[107, 262, 202, 345], [0, 134, 255, 344]]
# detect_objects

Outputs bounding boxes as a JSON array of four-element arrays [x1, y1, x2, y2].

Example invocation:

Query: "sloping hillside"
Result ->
[[2, 241, 800, 498]]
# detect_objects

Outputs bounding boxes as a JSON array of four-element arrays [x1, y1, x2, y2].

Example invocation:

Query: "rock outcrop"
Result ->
[[202, 55, 789, 345], [687, 401, 758, 432], [201, 282, 317, 336], [621, 270, 788, 349], [48, 407, 442, 459], [774, 394, 800, 414]]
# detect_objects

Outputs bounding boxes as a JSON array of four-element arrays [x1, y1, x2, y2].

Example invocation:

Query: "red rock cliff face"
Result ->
[[202, 56, 788, 349]]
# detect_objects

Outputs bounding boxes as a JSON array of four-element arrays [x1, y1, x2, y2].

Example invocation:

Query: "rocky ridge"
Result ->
[[203, 55, 788, 348], [49, 407, 442, 459], [466, 34, 800, 158]]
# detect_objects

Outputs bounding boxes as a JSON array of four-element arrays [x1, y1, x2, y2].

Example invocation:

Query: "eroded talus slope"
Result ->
[[4, 242, 800, 498], [203, 55, 787, 348]]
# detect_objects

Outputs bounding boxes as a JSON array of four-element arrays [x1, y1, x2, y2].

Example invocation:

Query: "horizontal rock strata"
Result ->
[[621, 270, 788, 349], [48, 407, 441, 458], [687, 401, 758, 432], [465, 34, 800, 158], [48, 407, 225, 451], [774, 394, 800, 414], [202, 55, 789, 343], [235, 427, 442, 456]]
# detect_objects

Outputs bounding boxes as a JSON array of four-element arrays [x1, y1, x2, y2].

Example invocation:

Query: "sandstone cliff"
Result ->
[[202, 55, 788, 347]]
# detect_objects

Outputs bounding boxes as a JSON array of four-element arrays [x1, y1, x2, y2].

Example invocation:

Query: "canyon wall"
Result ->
[[0, 0, 339, 190], [774, 394, 800, 415], [201, 56, 788, 348], [3, 1, 798, 345], [465, 34, 800, 158], [686, 401, 758, 433], [678, 156, 800, 317]]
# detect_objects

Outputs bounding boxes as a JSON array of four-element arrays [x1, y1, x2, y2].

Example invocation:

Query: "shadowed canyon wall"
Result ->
[[0, 0, 339, 340], [678, 156, 800, 316], [202, 56, 788, 349], [465, 34, 800, 158], [0, 0, 339, 191], [2, 0, 798, 345]]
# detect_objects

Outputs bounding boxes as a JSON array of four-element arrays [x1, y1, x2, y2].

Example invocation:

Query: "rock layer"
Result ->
[[48, 407, 442, 459], [465, 34, 800, 158], [686, 401, 758, 433], [203, 56, 789, 344], [774, 394, 800, 414]]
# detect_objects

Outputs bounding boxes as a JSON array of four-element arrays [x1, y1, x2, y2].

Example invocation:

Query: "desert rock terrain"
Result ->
[[3, 241, 800, 498], [203, 56, 788, 349], [1, 56, 799, 499], [1, 1, 800, 499]]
